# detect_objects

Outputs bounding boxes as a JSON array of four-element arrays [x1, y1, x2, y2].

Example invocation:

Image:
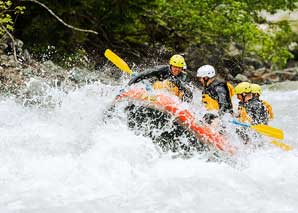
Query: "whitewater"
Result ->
[[0, 78, 297, 212]]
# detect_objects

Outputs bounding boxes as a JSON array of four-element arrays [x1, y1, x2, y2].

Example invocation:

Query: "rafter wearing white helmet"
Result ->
[[196, 65, 216, 78]]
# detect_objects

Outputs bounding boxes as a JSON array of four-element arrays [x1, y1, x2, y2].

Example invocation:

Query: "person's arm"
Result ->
[[176, 73, 194, 102], [128, 65, 168, 85], [215, 86, 232, 115]]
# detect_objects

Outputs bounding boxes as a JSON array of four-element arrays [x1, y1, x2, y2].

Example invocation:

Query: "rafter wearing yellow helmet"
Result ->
[[251, 83, 274, 120], [128, 54, 193, 102], [235, 82, 269, 125]]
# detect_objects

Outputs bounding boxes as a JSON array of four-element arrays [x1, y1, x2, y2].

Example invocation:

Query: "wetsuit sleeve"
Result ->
[[128, 66, 167, 85], [215, 86, 232, 115]]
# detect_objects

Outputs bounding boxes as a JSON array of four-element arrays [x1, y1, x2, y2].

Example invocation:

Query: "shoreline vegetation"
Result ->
[[1, 0, 298, 98]]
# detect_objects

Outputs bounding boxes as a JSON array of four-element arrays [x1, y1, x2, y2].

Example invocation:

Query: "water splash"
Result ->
[[0, 81, 297, 212]]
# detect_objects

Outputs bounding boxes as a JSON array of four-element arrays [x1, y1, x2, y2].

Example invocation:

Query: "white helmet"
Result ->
[[196, 65, 216, 78]]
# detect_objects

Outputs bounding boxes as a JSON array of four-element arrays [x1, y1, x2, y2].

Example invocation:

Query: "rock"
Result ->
[[42, 60, 63, 73], [245, 65, 256, 72], [226, 73, 235, 81], [243, 57, 265, 69], [227, 42, 241, 57], [24, 77, 50, 96], [23, 49, 31, 64], [0, 67, 26, 95], [266, 80, 298, 91], [0, 42, 8, 51], [283, 67, 298, 73], [261, 70, 297, 83], [242, 69, 253, 77], [0, 55, 18, 67], [68, 67, 90, 83], [7, 59, 17, 67], [254, 68, 268, 76], [261, 72, 280, 83], [22, 67, 35, 76], [40, 60, 67, 82], [234, 74, 249, 82], [15, 39, 24, 49], [0, 55, 9, 63]]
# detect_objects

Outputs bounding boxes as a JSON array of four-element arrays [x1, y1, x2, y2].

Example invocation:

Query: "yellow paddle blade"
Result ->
[[104, 49, 133, 75], [251, 124, 284, 140], [271, 141, 293, 151]]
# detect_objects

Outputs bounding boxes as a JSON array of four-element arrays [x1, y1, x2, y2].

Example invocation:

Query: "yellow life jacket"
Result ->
[[202, 82, 235, 111], [227, 82, 235, 98], [152, 80, 183, 98], [237, 106, 252, 123], [262, 100, 274, 120], [202, 94, 219, 110]]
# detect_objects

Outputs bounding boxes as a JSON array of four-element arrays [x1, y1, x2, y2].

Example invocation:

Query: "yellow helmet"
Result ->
[[250, 83, 262, 95], [235, 82, 252, 94], [169, 54, 186, 68]]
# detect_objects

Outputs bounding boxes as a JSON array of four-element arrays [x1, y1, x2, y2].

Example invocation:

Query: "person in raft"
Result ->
[[250, 83, 274, 121], [234, 82, 269, 125], [196, 64, 234, 116], [128, 54, 193, 102]]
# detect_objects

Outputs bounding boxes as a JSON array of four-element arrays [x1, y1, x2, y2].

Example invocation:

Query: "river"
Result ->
[[0, 80, 297, 212]]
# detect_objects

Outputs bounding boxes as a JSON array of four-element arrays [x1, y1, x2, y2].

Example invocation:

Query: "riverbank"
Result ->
[[1, 37, 298, 101]]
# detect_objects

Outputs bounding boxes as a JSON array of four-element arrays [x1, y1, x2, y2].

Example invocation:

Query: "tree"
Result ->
[[0, 0, 25, 36], [0, 0, 25, 62], [13, 0, 298, 68]]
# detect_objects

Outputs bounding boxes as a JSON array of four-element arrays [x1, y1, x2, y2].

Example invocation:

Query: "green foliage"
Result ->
[[0, 0, 25, 36], [147, 0, 298, 68], [246, 21, 295, 68], [14, 0, 298, 68]]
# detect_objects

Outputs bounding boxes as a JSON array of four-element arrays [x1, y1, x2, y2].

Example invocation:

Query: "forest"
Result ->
[[2, 0, 298, 71]]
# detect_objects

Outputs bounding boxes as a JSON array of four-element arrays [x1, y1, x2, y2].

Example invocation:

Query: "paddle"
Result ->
[[271, 141, 293, 151], [104, 49, 133, 75], [231, 120, 284, 140], [231, 120, 293, 151]]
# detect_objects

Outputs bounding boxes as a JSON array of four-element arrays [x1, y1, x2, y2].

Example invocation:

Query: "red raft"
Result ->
[[115, 88, 236, 156]]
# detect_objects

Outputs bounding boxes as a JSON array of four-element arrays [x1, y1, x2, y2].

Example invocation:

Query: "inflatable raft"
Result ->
[[110, 87, 236, 156]]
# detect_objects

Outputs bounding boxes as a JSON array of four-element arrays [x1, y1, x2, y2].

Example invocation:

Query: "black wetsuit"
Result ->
[[128, 65, 193, 102], [236, 98, 269, 143], [240, 97, 269, 125], [202, 80, 233, 115]]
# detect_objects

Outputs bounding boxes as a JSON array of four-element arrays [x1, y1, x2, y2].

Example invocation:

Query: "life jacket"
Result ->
[[237, 105, 252, 123], [227, 82, 235, 97], [202, 81, 234, 111], [202, 94, 220, 110], [153, 80, 184, 98], [262, 100, 274, 120]]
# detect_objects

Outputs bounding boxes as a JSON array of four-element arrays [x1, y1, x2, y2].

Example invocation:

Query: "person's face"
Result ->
[[198, 77, 213, 87], [170, 66, 183, 76], [237, 94, 244, 102], [237, 93, 252, 102]]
